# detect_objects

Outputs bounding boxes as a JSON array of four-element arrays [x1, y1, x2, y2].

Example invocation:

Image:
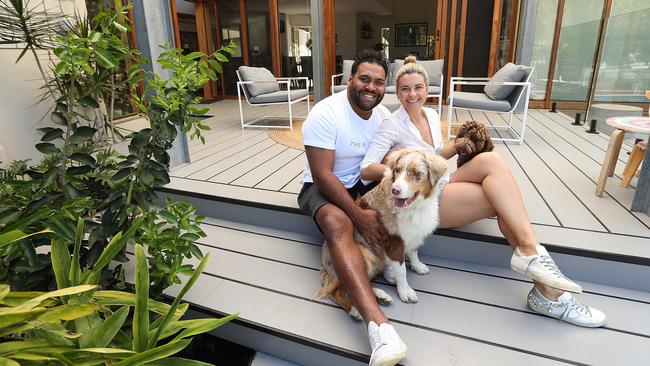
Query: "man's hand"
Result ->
[[352, 208, 389, 245]]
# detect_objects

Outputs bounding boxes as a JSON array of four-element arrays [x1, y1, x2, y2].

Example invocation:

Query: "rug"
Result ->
[[268, 118, 450, 151]]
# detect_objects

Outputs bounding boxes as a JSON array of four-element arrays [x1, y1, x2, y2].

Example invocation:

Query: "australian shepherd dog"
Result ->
[[316, 149, 449, 319]]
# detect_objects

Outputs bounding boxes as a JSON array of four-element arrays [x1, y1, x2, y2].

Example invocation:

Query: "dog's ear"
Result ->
[[424, 151, 449, 186], [384, 148, 412, 169]]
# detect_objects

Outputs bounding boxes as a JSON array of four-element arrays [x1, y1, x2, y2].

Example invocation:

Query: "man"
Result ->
[[298, 50, 407, 366]]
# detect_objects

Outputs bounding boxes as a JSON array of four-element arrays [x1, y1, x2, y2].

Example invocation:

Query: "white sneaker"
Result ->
[[510, 245, 582, 293], [367, 321, 407, 366], [527, 287, 606, 327]]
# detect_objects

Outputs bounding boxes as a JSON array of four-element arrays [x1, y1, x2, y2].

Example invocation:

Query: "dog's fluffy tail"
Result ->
[[314, 266, 340, 300]]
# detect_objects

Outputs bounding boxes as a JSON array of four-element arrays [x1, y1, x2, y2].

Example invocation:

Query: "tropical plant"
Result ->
[[0, 228, 238, 365], [0, 2, 235, 293], [139, 199, 207, 295]]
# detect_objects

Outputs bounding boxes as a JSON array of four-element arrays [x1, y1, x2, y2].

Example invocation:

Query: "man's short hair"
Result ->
[[350, 50, 388, 79]]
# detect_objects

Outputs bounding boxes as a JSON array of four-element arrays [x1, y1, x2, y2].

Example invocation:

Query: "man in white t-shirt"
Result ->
[[298, 50, 407, 366]]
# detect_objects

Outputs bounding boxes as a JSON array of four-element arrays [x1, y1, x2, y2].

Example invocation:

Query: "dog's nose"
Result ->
[[392, 186, 401, 195]]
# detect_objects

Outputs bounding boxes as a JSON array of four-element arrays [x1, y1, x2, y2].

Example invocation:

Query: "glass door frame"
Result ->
[[528, 0, 612, 110], [170, 0, 284, 99], [435, 0, 516, 97]]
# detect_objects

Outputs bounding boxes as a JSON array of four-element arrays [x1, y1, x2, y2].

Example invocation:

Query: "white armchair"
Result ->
[[237, 66, 310, 129], [330, 60, 353, 94], [447, 64, 533, 144]]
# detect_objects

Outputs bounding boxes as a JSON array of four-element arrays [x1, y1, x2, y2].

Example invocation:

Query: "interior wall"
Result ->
[[335, 12, 357, 60], [0, 0, 86, 164], [354, 0, 437, 61]]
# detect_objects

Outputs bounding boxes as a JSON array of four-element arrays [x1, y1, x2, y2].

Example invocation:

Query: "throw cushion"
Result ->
[[420, 60, 444, 86], [341, 60, 354, 85], [484, 63, 526, 100], [391, 59, 404, 85], [238, 66, 279, 98]]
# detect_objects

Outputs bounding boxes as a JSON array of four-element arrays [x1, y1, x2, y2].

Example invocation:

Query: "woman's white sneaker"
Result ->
[[367, 321, 407, 366], [527, 287, 606, 327], [511, 245, 582, 293]]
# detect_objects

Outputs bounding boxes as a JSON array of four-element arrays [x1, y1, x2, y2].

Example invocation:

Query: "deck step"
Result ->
[[158, 189, 650, 293], [126, 212, 650, 366]]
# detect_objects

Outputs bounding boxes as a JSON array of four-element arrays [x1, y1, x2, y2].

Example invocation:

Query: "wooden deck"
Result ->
[[151, 99, 650, 263], [116, 98, 650, 365]]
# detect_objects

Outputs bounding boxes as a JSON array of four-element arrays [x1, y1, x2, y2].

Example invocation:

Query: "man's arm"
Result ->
[[305, 146, 387, 244]]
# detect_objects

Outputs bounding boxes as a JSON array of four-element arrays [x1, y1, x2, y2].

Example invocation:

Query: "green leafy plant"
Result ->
[[0, 3, 235, 294], [140, 199, 207, 295], [0, 229, 238, 365]]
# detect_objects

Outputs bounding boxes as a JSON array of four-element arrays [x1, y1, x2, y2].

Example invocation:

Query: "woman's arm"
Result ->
[[440, 141, 457, 160], [360, 118, 399, 182]]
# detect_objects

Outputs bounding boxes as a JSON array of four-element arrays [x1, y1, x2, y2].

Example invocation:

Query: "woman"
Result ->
[[360, 56, 606, 327]]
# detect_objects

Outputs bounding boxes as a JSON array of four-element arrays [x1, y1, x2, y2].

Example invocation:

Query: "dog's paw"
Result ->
[[348, 307, 363, 321], [383, 268, 396, 284], [373, 288, 394, 305], [397, 286, 418, 303], [411, 261, 430, 275]]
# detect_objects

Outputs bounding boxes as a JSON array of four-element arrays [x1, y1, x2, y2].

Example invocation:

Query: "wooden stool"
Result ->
[[595, 116, 650, 197], [621, 141, 646, 187]]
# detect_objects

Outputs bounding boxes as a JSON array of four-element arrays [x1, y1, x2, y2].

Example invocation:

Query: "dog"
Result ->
[[316, 149, 449, 319], [454, 120, 494, 168]]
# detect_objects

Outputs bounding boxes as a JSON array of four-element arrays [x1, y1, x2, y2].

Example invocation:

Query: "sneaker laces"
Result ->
[[369, 327, 385, 351], [537, 255, 569, 280], [567, 296, 592, 316]]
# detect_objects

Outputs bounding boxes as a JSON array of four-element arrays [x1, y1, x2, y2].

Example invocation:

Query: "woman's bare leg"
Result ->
[[448, 152, 538, 256], [438, 161, 563, 300]]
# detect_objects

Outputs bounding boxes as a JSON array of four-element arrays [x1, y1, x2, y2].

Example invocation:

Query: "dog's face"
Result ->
[[384, 149, 448, 208]]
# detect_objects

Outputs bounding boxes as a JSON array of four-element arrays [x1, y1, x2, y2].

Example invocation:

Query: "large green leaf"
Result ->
[[147, 252, 210, 349], [85, 306, 129, 348], [69, 218, 84, 285], [51, 240, 71, 290], [171, 313, 238, 342], [0, 339, 52, 356], [94, 48, 119, 69], [0, 229, 52, 248], [35, 143, 58, 154], [112, 339, 191, 366], [70, 153, 97, 168], [0, 307, 48, 328], [149, 303, 188, 333], [85, 217, 143, 284], [35, 303, 100, 323], [41, 128, 64, 142], [0, 356, 20, 366], [15, 285, 98, 310], [132, 244, 149, 352], [92, 291, 178, 316], [0, 285, 9, 301]]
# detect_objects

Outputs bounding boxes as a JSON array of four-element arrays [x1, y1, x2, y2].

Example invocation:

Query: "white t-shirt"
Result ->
[[361, 105, 444, 170], [302, 91, 391, 188]]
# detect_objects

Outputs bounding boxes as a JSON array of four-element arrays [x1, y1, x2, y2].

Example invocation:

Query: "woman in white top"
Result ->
[[359, 56, 606, 327]]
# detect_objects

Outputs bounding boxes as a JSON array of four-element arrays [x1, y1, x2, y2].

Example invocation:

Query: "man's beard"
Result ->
[[349, 88, 384, 111]]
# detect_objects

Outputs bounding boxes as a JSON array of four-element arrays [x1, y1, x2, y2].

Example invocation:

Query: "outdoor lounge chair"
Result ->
[[330, 60, 353, 94], [237, 66, 310, 129], [385, 59, 444, 116], [447, 63, 533, 144]]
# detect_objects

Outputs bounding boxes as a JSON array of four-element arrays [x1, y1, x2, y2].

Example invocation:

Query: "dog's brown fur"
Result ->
[[315, 149, 448, 317], [455, 120, 494, 167]]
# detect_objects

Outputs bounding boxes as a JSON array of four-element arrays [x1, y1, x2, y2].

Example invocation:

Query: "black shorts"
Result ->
[[297, 180, 376, 221]]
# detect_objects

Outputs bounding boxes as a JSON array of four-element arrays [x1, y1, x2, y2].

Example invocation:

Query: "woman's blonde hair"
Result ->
[[395, 55, 428, 87]]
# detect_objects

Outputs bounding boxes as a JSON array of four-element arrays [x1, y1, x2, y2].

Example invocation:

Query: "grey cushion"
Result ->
[[427, 86, 441, 95], [385, 85, 396, 94], [340, 60, 354, 85], [420, 59, 444, 86], [238, 66, 279, 97], [390, 59, 404, 86], [332, 85, 347, 93], [249, 89, 309, 104], [484, 62, 527, 100], [448, 91, 512, 112]]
